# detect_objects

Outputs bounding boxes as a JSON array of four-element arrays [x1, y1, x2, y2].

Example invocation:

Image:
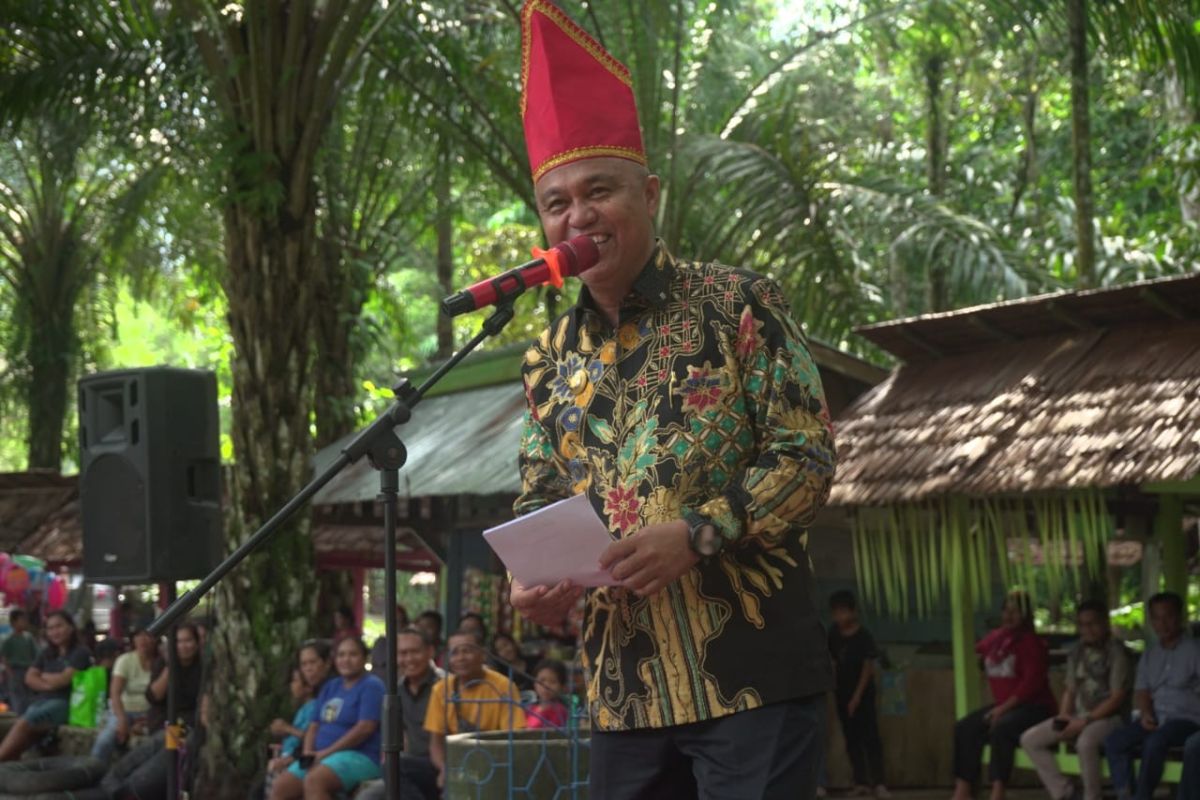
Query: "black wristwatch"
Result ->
[[684, 511, 723, 559]]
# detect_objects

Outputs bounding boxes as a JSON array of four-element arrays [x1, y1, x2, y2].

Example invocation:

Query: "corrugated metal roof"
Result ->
[[312, 382, 528, 505]]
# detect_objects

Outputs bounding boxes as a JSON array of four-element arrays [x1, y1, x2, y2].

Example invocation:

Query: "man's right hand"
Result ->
[[510, 579, 584, 627], [1141, 714, 1158, 731]]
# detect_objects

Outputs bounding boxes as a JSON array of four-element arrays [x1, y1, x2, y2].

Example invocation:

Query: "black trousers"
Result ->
[[953, 703, 1050, 785], [590, 694, 825, 800], [836, 689, 884, 787]]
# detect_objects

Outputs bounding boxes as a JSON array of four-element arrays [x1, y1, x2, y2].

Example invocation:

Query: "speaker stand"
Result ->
[[147, 300, 518, 800], [164, 581, 180, 800]]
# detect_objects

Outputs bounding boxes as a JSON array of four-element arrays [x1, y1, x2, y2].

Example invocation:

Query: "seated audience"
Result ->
[[425, 628, 524, 790], [101, 694, 209, 800], [270, 636, 384, 800], [0, 610, 92, 761], [951, 591, 1055, 800], [263, 664, 318, 795], [525, 659, 569, 730], [92, 623, 158, 762], [1105, 591, 1200, 800], [1, 609, 37, 714], [1020, 599, 1132, 800], [145, 621, 205, 731], [491, 632, 533, 692], [360, 626, 444, 800]]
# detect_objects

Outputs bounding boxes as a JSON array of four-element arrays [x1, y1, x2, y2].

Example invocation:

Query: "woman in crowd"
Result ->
[[491, 632, 533, 692], [270, 637, 384, 800], [92, 622, 158, 762], [0, 610, 92, 760], [951, 591, 1056, 800], [145, 621, 205, 732]]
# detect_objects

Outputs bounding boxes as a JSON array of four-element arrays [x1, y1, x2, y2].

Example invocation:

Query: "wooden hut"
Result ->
[[828, 272, 1200, 783]]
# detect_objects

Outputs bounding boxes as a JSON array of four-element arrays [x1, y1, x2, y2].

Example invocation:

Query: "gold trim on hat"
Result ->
[[532, 145, 648, 182], [521, 0, 634, 117]]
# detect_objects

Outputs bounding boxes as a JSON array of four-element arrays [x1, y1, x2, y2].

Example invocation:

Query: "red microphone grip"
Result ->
[[440, 234, 600, 317]]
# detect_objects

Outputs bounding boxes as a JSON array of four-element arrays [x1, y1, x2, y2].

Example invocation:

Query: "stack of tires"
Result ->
[[0, 756, 108, 800]]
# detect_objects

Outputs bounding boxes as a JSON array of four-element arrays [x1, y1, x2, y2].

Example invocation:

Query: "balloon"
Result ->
[[47, 576, 67, 610], [4, 566, 28, 595]]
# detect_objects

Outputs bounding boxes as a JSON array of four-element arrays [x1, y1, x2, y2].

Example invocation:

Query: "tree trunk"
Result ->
[[924, 51, 950, 312], [1166, 66, 1200, 224], [203, 197, 323, 799], [1068, 0, 1097, 288], [23, 289, 77, 472], [435, 148, 454, 360], [312, 232, 361, 449], [1010, 52, 1040, 221], [183, 1, 382, 793]]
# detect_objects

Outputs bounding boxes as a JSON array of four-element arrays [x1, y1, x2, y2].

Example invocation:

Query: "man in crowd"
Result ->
[[1105, 592, 1200, 800], [423, 629, 524, 791], [361, 626, 443, 800], [508, 2, 836, 796], [1020, 599, 1133, 800]]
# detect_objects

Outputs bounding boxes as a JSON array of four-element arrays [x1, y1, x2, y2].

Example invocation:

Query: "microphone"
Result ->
[[440, 234, 600, 317]]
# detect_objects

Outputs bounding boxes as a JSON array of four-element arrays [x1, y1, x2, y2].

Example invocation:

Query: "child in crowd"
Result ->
[[828, 590, 890, 799], [525, 659, 569, 730], [1, 609, 37, 714], [264, 665, 317, 795]]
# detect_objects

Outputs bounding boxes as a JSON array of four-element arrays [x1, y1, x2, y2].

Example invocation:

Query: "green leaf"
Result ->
[[588, 416, 616, 445]]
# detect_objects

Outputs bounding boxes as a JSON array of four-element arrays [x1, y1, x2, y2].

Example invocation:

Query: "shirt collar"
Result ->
[[405, 667, 437, 695], [575, 239, 677, 325]]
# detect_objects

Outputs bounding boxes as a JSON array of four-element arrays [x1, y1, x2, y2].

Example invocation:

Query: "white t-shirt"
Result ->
[[113, 651, 153, 714]]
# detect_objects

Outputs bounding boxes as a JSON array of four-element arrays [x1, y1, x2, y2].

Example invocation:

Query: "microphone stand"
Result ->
[[147, 300, 519, 800]]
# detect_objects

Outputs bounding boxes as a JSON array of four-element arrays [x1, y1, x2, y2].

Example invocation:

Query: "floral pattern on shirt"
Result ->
[[515, 242, 836, 731]]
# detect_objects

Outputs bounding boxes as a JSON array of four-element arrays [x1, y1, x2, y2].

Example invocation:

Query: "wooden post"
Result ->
[[1158, 495, 1186, 598], [950, 513, 980, 718]]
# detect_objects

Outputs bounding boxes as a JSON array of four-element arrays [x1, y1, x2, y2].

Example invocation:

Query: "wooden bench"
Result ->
[[987, 745, 1184, 784]]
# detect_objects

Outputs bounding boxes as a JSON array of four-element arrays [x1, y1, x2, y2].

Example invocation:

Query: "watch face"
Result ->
[[696, 526, 721, 557]]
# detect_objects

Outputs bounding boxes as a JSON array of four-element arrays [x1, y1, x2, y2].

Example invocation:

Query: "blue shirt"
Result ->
[[1134, 636, 1200, 725], [313, 674, 384, 761], [283, 700, 316, 758]]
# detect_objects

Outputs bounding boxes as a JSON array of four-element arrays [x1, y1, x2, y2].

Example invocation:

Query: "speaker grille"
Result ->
[[81, 453, 148, 582]]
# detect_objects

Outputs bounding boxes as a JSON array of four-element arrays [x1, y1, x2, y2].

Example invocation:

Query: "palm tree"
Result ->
[[0, 117, 154, 471]]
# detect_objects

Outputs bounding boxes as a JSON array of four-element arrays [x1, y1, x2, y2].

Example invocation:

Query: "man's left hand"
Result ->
[[599, 520, 700, 597]]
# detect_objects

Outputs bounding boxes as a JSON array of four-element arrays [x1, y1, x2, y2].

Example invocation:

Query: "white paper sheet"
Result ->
[[483, 494, 618, 588]]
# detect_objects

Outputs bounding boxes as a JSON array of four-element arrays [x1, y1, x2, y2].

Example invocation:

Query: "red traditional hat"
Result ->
[[521, 0, 647, 183]]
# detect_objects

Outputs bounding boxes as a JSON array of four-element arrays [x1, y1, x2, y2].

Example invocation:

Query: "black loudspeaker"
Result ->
[[78, 367, 223, 584]]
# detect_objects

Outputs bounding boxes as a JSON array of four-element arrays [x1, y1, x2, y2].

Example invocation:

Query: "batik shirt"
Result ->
[[515, 242, 836, 732]]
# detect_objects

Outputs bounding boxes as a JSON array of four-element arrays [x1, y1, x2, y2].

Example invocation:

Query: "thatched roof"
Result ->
[[831, 272, 1200, 506], [0, 473, 439, 571], [0, 472, 77, 554]]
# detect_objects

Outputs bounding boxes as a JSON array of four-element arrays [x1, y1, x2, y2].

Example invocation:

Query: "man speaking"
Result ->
[[509, 2, 837, 797]]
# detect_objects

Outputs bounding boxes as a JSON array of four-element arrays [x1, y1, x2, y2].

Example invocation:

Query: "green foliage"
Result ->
[[1, 3, 1199, 775]]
